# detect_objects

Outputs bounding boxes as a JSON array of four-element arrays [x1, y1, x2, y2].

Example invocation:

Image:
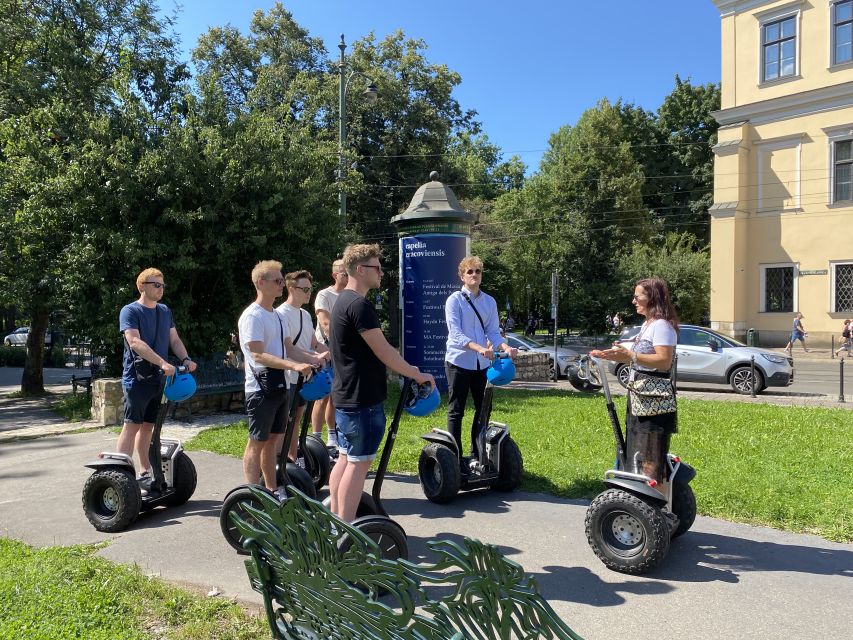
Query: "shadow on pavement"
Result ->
[[127, 499, 224, 530]]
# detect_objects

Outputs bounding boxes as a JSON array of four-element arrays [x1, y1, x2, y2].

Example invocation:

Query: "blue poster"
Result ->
[[399, 234, 469, 393]]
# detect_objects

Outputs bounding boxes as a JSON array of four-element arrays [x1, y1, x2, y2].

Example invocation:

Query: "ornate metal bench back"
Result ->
[[230, 487, 583, 640]]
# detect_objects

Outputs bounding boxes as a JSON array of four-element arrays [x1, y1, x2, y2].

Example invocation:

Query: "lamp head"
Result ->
[[362, 84, 379, 103]]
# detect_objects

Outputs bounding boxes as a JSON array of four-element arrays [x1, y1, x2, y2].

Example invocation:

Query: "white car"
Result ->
[[3, 327, 51, 347], [608, 324, 793, 395], [504, 332, 580, 380]]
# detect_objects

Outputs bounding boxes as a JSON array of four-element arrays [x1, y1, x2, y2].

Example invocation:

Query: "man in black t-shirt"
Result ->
[[328, 244, 435, 522]]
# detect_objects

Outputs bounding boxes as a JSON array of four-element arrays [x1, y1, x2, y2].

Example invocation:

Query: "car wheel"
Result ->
[[615, 364, 630, 389], [3, 339, 11, 347], [730, 366, 764, 395]]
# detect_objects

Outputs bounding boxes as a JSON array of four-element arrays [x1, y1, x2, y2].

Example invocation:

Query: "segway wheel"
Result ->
[[585, 488, 670, 575], [220, 485, 275, 554], [164, 453, 197, 507], [671, 482, 697, 538], [339, 515, 408, 563], [302, 435, 332, 492], [285, 463, 317, 500], [418, 443, 461, 503], [493, 437, 523, 492], [566, 363, 601, 392], [82, 468, 141, 532]]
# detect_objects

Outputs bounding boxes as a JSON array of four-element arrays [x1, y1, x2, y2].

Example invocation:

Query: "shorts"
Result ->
[[288, 385, 307, 409], [335, 403, 386, 462], [791, 330, 805, 342], [246, 391, 289, 441], [123, 381, 163, 425]]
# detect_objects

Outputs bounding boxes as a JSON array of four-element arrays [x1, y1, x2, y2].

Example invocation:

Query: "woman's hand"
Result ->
[[589, 343, 632, 364]]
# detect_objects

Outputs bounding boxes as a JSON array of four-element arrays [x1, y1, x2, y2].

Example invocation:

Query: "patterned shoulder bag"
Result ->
[[627, 323, 676, 417]]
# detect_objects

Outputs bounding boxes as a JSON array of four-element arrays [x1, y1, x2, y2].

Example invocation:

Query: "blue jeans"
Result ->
[[335, 403, 386, 462]]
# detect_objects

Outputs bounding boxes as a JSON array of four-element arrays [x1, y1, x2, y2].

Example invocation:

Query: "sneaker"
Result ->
[[137, 470, 153, 497], [274, 487, 287, 501]]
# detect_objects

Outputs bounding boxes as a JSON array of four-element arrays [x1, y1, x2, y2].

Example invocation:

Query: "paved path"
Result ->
[[0, 431, 849, 640]]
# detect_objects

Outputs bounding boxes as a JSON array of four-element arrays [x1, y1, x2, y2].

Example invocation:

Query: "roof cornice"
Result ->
[[712, 80, 853, 125], [711, 0, 780, 17]]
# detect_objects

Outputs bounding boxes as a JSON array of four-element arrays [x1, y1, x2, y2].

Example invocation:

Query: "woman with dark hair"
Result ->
[[591, 278, 679, 495]]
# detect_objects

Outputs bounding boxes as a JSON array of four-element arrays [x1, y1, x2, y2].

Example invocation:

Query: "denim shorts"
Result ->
[[123, 382, 163, 425], [335, 403, 386, 462]]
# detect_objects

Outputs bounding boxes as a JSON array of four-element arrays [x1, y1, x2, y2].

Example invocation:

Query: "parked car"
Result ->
[[608, 324, 793, 395], [504, 332, 580, 380], [3, 327, 52, 347]]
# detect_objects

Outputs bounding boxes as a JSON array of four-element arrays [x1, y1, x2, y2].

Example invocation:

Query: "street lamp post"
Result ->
[[338, 34, 378, 221]]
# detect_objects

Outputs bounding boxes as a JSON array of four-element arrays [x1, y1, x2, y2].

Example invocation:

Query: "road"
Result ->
[[0, 431, 850, 640]]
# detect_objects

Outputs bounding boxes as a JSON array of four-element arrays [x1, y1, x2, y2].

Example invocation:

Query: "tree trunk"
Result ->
[[21, 308, 49, 395]]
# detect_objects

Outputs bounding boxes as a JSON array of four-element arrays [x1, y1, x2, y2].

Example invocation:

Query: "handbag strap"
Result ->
[[248, 311, 285, 378], [293, 310, 304, 346], [461, 292, 487, 333]]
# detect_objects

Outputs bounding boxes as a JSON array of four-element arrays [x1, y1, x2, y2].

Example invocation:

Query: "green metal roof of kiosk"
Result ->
[[391, 172, 477, 233]]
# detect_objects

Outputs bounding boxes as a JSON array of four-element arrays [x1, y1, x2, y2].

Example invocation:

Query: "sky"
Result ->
[[162, 0, 722, 172]]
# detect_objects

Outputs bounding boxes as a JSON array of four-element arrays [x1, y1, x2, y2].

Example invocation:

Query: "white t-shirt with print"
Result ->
[[629, 318, 677, 372], [276, 302, 314, 384], [238, 302, 291, 394], [313, 286, 341, 344]]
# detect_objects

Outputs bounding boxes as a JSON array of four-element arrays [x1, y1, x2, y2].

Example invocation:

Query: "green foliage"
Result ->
[[618, 232, 710, 324], [191, 387, 853, 541], [51, 392, 92, 422], [0, 346, 26, 367], [0, 538, 267, 639]]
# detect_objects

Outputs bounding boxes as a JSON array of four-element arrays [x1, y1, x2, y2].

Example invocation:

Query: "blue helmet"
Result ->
[[164, 372, 197, 402], [487, 354, 516, 386], [300, 367, 333, 401], [404, 380, 440, 417]]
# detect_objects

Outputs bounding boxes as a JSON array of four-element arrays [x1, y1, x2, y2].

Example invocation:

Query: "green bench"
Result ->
[[230, 487, 584, 640], [171, 354, 244, 419]]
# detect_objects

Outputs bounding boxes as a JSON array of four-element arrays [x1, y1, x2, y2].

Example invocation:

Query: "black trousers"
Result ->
[[445, 362, 488, 458]]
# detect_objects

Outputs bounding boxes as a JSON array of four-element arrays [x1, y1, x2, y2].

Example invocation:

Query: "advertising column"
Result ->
[[400, 235, 469, 392]]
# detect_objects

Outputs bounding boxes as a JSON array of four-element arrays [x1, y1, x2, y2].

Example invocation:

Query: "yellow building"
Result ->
[[711, 0, 853, 346]]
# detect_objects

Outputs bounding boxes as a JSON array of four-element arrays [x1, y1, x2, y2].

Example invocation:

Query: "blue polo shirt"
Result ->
[[444, 287, 504, 371], [119, 302, 174, 387]]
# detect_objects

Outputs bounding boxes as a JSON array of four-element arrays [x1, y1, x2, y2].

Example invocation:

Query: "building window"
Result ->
[[835, 140, 853, 202], [763, 266, 795, 312], [834, 1, 853, 65], [762, 16, 796, 81], [834, 263, 853, 312]]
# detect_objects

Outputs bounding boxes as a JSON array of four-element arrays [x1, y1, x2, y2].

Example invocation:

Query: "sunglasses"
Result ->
[[335, 271, 348, 277], [294, 286, 312, 294], [264, 277, 285, 286], [465, 269, 482, 275], [143, 281, 166, 289], [361, 264, 383, 273]]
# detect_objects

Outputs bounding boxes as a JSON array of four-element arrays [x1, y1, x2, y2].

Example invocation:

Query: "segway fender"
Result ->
[[671, 461, 696, 484], [84, 453, 134, 472], [603, 477, 667, 506], [420, 429, 459, 455]]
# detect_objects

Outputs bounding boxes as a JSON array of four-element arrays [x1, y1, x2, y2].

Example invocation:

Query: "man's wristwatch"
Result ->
[[181, 357, 192, 364]]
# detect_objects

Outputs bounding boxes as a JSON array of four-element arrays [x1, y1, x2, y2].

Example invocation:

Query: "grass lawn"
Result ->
[[0, 539, 266, 640], [51, 392, 92, 422], [187, 386, 852, 542]]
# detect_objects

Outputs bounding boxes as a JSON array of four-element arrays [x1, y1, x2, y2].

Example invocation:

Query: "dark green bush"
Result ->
[[0, 347, 26, 367]]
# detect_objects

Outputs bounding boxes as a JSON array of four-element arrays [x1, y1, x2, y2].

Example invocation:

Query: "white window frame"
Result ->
[[831, 0, 853, 67], [760, 262, 799, 313], [757, 5, 801, 85], [830, 260, 853, 312], [755, 135, 803, 213], [825, 126, 853, 203]]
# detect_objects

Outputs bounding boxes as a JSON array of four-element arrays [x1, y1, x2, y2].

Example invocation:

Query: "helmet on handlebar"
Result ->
[[486, 354, 516, 386], [299, 367, 333, 401], [164, 371, 197, 402], [404, 380, 440, 417]]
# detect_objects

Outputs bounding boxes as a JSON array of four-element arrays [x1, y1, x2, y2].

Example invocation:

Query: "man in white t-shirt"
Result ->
[[238, 260, 325, 496], [277, 269, 330, 460], [312, 258, 348, 447]]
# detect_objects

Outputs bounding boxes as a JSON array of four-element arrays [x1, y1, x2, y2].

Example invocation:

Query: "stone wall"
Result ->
[[91, 378, 245, 425], [514, 351, 550, 381]]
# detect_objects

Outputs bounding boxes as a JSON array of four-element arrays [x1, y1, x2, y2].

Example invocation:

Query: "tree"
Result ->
[[494, 99, 650, 332], [618, 232, 710, 324], [0, 0, 186, 393]]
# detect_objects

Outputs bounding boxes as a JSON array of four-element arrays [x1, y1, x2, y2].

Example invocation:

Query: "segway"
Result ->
[[293, 367, 333, 492], [417, 354, 523, 504], [579, 356, 696, 574], [82, 367, 198, 532], [329, 378, 439, 563], [220, 374, 318, 553]]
